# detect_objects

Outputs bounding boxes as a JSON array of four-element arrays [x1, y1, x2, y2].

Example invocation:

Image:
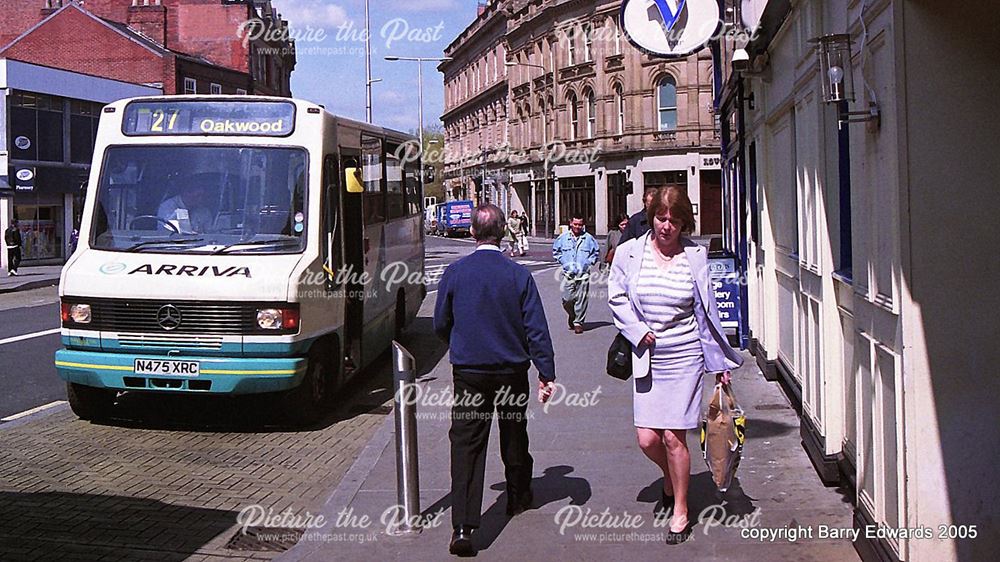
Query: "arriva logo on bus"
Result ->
[[199, 119, 287, 134], [100, 263, 253, 278]]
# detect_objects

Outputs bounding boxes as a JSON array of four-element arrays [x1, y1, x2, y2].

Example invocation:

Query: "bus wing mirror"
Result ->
[[345, 167, 363, 193]]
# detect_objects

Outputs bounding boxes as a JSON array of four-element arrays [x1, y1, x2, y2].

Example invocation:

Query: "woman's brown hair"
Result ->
[[646, 186, 696, 234]]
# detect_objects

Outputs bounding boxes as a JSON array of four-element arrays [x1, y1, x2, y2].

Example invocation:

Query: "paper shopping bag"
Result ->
[[700, 383, 746, 492]]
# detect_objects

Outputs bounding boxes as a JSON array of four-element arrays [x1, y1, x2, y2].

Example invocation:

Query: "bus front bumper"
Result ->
[[55, 349, 307, 394]]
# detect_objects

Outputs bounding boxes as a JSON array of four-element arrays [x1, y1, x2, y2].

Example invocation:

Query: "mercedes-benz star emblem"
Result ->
[[156, 305, 182, 331]]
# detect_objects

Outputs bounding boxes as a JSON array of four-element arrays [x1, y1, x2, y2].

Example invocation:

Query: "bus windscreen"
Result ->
[[122, 101, 296, 137]]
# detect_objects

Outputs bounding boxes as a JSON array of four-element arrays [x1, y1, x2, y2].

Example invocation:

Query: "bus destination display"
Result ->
[[122, 101, 296, 137]]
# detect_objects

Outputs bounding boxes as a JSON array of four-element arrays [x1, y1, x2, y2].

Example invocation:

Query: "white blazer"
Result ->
[[608, 233, 744, 379]]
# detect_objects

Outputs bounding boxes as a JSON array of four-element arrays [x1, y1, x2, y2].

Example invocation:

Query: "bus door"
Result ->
[[340, 149, 364, 372]]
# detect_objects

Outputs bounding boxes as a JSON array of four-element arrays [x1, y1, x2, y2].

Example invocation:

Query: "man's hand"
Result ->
[[640, 332, 655, 349], [716, 370, 732, 385], [538, 380, 556, 403]]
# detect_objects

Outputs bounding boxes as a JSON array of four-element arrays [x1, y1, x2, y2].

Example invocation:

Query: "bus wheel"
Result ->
[[66, 383, 116, 421], [284, 347, 329, 426]]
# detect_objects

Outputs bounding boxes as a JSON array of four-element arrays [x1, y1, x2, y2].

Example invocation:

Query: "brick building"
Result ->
[[440, 0, 721, 238], [0, 0, 295, 96]]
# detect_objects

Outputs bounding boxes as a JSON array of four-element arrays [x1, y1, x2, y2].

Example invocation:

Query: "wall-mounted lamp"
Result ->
[[810, 33, 879, 126]]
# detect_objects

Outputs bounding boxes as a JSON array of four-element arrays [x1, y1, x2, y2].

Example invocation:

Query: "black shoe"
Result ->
[[449, 526, 475, 556], [665, 518, 693, 545], [506, 489, 534, 517]]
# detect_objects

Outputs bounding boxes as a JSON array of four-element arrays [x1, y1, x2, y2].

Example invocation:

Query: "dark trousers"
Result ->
[[450, 369, 533, 529], [7, 248, 20, 273]]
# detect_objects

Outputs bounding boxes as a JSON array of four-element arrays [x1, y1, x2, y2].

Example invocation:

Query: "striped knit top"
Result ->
[[635, 242, 701, 352]]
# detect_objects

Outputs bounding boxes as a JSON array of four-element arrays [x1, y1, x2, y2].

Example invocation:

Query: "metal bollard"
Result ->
[[389, 340, 421, 536]]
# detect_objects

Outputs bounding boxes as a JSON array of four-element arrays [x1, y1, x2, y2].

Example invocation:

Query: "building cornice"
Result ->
[[441, 79, 508, 122]]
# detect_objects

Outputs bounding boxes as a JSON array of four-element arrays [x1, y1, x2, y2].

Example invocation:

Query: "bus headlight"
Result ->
[[256, 307, 300, 331], [61, 303, 92, 325]]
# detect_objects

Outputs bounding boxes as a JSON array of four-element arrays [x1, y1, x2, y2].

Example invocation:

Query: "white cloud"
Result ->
[[378, 90, 408, 104], [271, 0, 350, 28], [397, 0, 459, 12]]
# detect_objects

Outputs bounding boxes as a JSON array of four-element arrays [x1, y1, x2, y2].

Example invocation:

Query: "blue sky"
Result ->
[[272, 0, 480, 133]]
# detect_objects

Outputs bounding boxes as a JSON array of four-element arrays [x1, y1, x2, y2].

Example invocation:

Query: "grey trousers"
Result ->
[[560, 274, 590, 327]]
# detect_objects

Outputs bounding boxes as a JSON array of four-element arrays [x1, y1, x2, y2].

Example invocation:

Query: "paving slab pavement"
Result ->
[[0, 265, 62, 294], [277, 260, 859, 561]]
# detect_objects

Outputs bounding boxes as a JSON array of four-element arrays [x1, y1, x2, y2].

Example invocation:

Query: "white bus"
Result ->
[[55, 96, 425, 425]]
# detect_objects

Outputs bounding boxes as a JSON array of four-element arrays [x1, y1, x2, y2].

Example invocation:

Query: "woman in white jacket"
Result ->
[[608, 186, 743, 543]]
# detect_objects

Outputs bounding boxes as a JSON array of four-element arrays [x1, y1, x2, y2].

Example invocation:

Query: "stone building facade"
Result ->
[[441, 0, 721, 237]]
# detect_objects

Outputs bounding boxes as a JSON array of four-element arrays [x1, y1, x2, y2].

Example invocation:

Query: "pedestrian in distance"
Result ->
[[602, 213, 629, 272], [608, 186, 744, 545], [4, 219, 22, 276], [619, 186, 658, 244], [505, 209, 525, 257], [518, 211, 530, 255], [433, 204, 557, 556], [552, 214, 599, 334]]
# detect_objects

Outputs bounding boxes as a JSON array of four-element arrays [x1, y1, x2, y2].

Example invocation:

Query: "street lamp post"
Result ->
[[385, 56, 452, 161], [506, 60, 554, 237]]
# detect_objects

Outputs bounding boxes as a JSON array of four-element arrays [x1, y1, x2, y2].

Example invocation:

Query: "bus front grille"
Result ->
[[86, 299, 255, 335]]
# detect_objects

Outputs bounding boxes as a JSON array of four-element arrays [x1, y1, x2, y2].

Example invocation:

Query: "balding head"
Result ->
[[471, 204, 505, 246]]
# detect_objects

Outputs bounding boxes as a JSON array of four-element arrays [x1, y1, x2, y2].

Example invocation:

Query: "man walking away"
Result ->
[[434, 204, 556, 556], [4, 219, 22, 276], [552, 214, 599, 334], [619, 186, 658, 244]]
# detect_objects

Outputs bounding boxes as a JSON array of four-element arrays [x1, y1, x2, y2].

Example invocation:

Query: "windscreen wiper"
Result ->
[[125, 238, 205, 252], [213, 238, 300, 255]]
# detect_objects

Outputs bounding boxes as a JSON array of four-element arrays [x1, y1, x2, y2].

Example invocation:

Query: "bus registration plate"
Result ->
[[134, 359, 200, 377]]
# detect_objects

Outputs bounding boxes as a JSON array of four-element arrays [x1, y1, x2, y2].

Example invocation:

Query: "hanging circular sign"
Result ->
[[14, 136, 31, 150], [620, 0, 721, 58]]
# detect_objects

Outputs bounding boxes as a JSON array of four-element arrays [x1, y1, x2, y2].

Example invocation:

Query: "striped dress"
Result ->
[[632, 243, 706, 429]]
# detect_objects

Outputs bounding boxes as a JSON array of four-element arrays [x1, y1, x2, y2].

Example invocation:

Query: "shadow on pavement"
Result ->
[[0, 491, 236, 561], [638, 473, 758, 524], [744, 418, 798, 439], [476, 465, 593, 551]]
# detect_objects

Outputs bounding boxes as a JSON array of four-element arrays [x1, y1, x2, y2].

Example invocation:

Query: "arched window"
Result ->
[[525, 102, 533, 147], [585, 89, 596, 138], [568, 93, 579, 140], [583, 24, 593, 61], [546, 96, 555, 141], [614, 83, 625, 135], [566, 27, 576, 66], [657, 76, 677, 131]]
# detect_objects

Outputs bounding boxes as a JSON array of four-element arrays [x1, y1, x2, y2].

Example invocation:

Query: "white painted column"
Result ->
[[594, 166, 608, 236]]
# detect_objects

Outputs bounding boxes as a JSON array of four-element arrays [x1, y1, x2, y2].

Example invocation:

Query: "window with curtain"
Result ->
[[615, 84, 625, 135], [567, 27, 576, 66], [568, 94, 578, 140], [657, 76, 677, 131], [585, 90, 596, 138]]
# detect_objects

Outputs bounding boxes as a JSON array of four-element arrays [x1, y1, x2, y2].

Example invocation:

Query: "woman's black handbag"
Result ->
[[606, 333, 632, 380]]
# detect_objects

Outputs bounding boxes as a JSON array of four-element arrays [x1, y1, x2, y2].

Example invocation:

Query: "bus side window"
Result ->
[[324, 155, 343, 277], [385, 144, 406, 220], [404, 156, 422, 216], [361, 134, 385, 224]]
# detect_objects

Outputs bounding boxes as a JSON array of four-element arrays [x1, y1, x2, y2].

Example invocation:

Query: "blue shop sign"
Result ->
[[708, 254, 740, 331]]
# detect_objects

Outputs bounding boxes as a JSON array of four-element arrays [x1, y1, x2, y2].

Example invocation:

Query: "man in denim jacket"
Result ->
[[552, 214, 599, 333]]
